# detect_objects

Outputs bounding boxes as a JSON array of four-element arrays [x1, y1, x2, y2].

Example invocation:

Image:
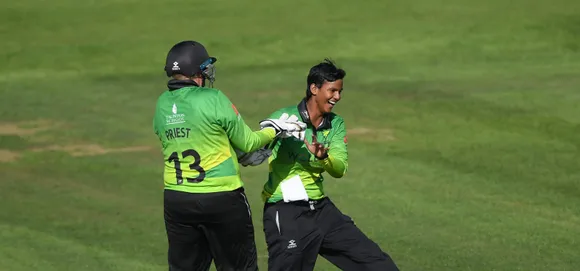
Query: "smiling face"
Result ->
[[310, 79, 343, 114]]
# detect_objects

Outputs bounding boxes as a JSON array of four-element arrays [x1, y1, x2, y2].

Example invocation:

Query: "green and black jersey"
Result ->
[[262, 99, 348, 203], [153, 81, 276, 193]]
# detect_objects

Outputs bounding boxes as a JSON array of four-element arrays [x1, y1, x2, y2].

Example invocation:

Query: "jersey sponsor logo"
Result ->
[[288, 151, 310, 162], [166, 103, 186, 125]]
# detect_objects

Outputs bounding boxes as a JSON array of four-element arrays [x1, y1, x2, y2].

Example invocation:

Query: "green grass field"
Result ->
[[1, 0, 580, 270]]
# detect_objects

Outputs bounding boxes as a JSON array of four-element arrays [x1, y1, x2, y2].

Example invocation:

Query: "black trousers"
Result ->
[[263, 197, 399, 271], [164, 188, 258, 271]]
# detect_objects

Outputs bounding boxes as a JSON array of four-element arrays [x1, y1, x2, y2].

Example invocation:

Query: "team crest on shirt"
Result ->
[[166, 103, 186, 125]]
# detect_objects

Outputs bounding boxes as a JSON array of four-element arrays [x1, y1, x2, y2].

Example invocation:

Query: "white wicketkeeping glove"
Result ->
[[281, 114, 306, 141], [234, 147, 272, 167], [259, 113, 307, 140]]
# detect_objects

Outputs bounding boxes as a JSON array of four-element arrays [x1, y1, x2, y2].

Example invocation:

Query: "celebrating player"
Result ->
[[260, 59, 400, 271]]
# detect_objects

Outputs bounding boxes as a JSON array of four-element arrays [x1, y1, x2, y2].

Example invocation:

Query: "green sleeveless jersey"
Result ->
[[153, 85, 276, 193], [262, 99, 349, 203]]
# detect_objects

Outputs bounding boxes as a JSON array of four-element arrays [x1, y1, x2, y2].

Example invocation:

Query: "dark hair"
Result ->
[[306, 58, 346, 99]]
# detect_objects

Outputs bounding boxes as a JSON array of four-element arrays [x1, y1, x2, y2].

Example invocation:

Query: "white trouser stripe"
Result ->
[[240, 193, 251, 218], [275, 211, 281, 234]]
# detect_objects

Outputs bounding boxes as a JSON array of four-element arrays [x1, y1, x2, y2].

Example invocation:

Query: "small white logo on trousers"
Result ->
[[287, 240, 297, 249]]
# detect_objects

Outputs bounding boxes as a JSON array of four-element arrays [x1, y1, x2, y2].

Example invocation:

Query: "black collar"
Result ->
[[167, 79, 199, 91], [297, 98, 332, 130]]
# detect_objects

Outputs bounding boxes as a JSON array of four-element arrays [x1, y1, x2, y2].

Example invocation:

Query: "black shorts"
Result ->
[[263, 197, 399, 271], [164, 188, 258, 271]]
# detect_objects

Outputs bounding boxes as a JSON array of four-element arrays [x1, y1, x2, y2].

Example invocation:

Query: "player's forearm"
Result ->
[[235, 127, 276, 153], [321, 154, 347, 178]]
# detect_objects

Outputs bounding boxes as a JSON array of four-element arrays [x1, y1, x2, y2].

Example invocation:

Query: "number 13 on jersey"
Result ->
[[168, 149, 205, 184]]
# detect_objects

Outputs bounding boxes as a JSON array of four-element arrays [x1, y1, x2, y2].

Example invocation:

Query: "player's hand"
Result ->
[[234, 147, 272, 167], [260, 113, 306, 139], [304, 134, 329, 160]]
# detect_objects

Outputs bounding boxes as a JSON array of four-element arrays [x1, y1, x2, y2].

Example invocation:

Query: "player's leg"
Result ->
[[198, 188, 258, 271], [165, 220, 212, 271], [318, 199, 399, 271], [263, 201, 323, 271], [164, 189, 213, 271]]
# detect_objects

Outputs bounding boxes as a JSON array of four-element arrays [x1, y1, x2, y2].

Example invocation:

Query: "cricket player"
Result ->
[[259, 59, 400, 270], [152, 40, 306, 271]]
